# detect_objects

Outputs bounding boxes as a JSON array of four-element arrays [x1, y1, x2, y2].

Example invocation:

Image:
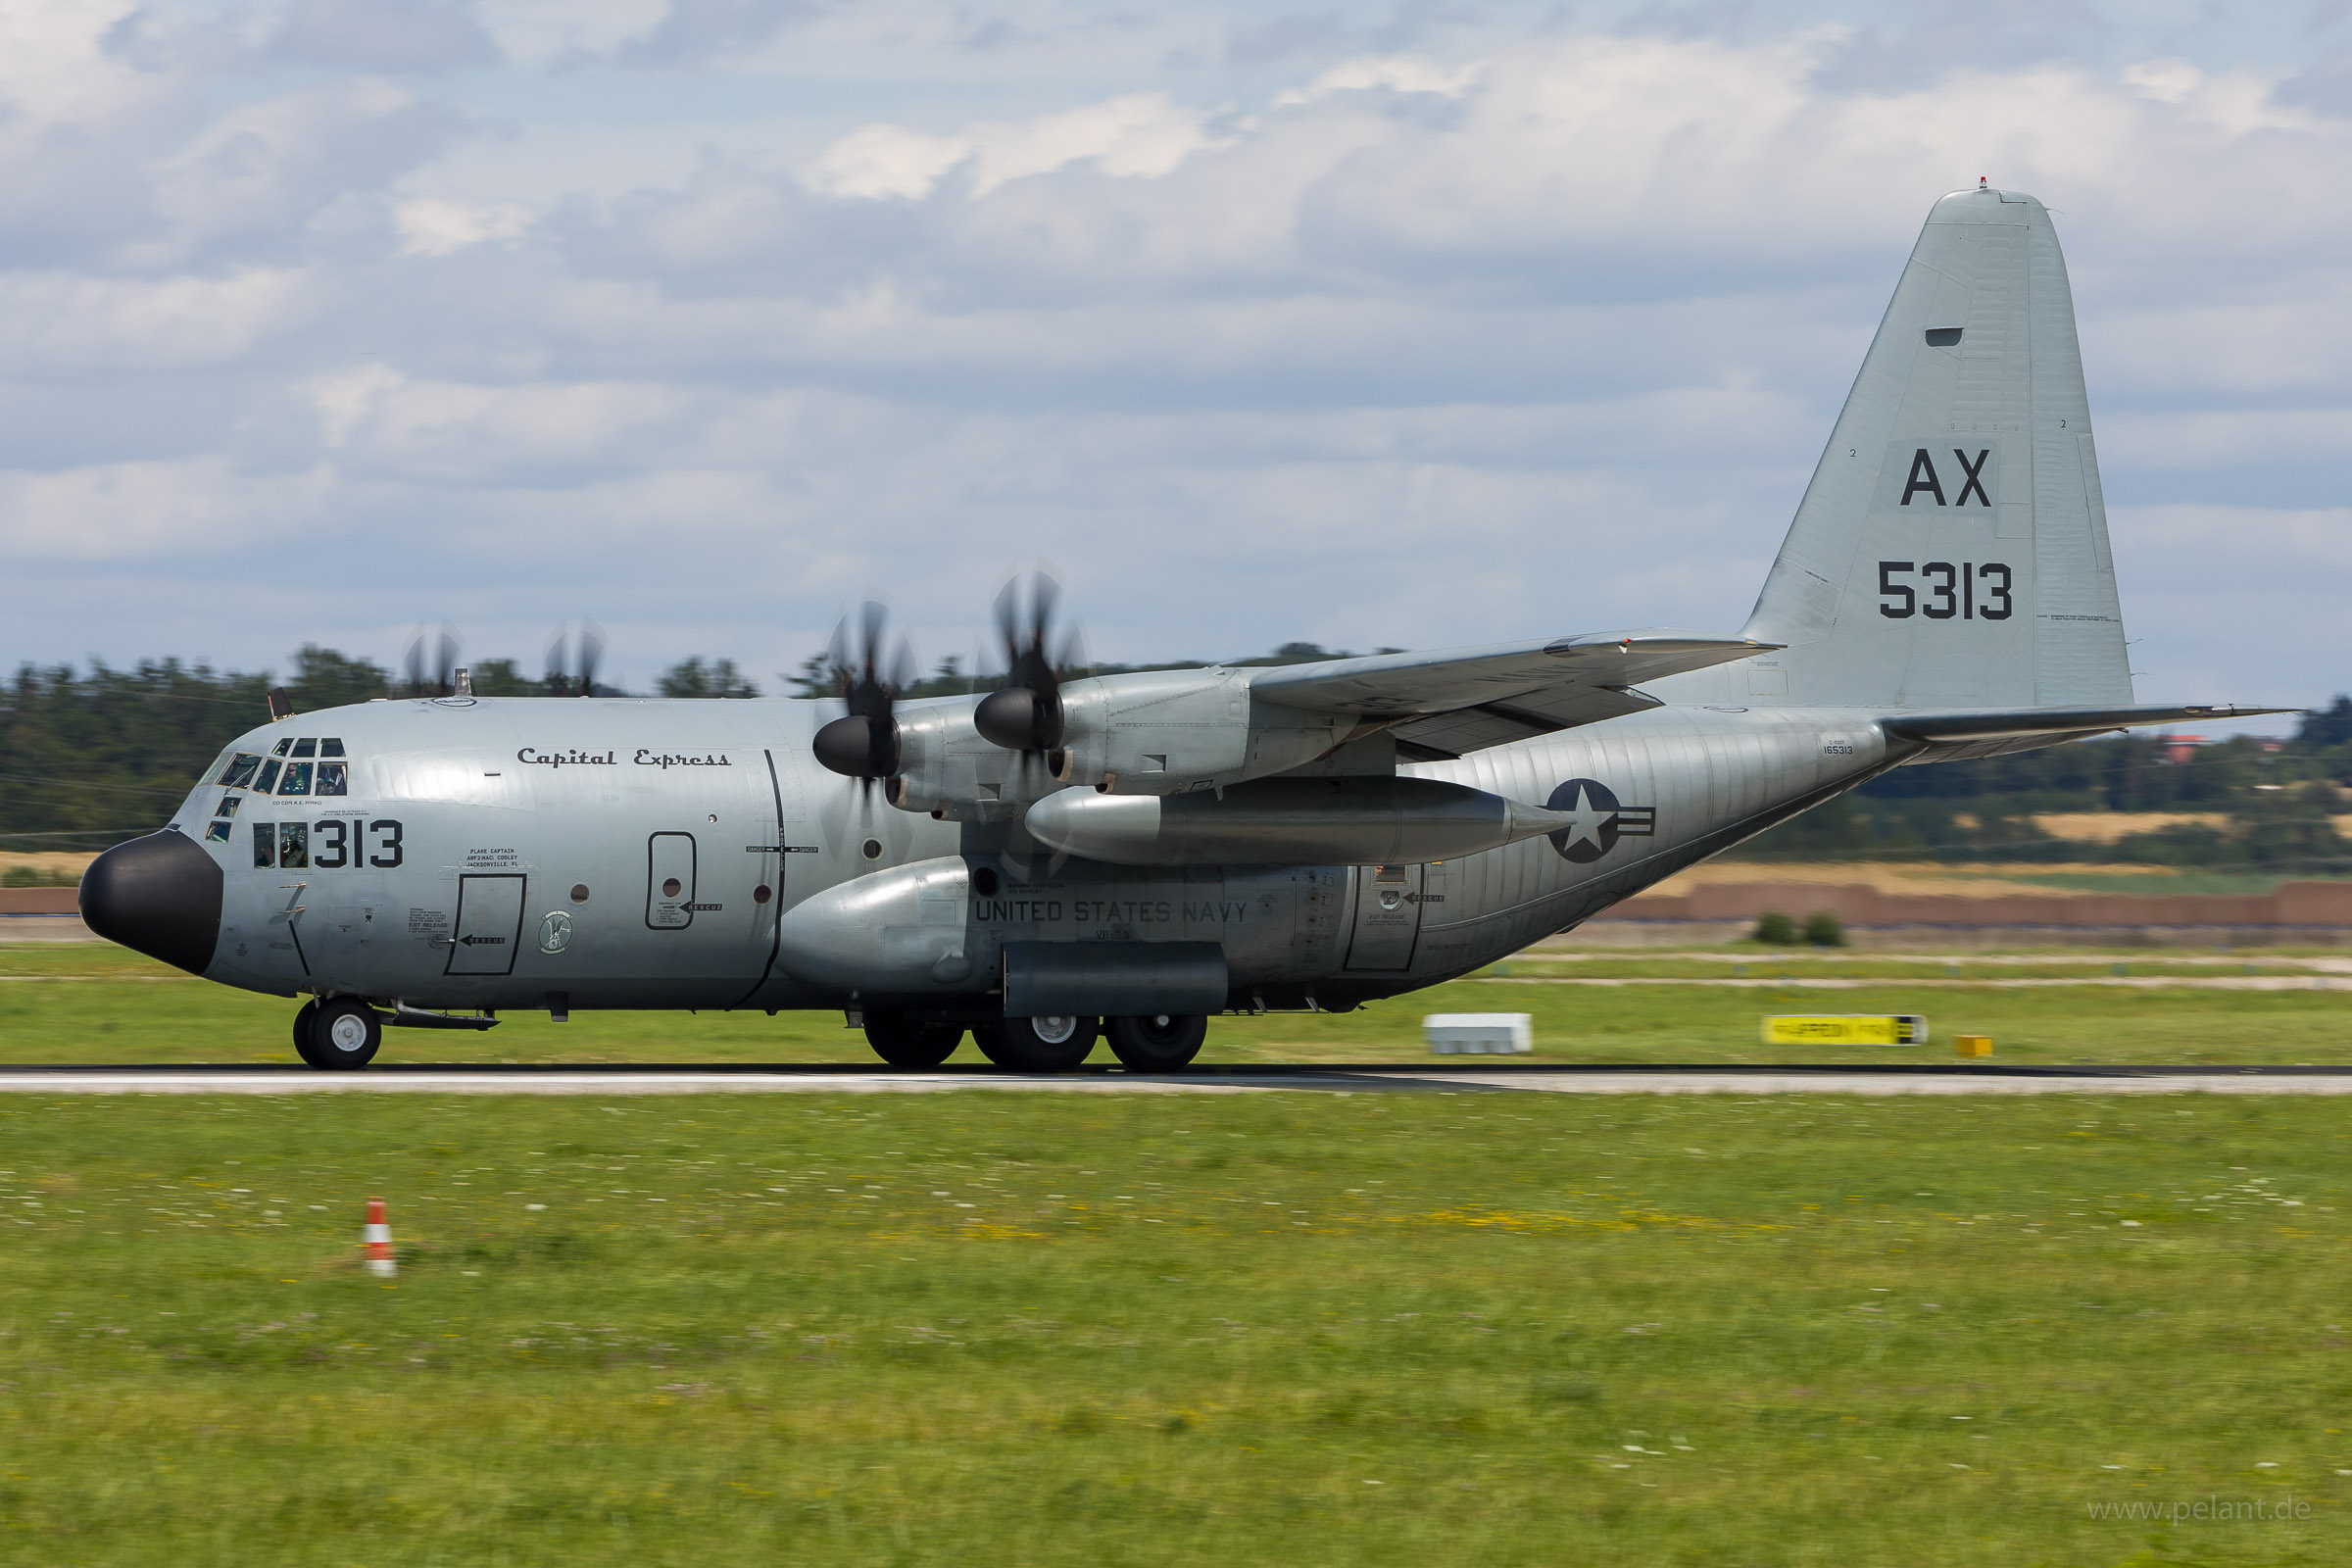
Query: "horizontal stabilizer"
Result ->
[[1885, 704, 2295, 745]]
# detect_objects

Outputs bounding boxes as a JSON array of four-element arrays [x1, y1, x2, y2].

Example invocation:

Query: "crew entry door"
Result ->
[[1344, 862, 1424, 971], [647, 832, 697, 929]]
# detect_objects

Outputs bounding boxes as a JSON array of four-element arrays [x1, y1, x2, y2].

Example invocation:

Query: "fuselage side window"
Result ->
[[252, 823, 275, 868], [278, 822, 309, 868]]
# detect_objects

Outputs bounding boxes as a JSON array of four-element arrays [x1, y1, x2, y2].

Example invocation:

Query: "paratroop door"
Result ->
[[446, 874, 526, 976], [1344, 862, 1424, 971]]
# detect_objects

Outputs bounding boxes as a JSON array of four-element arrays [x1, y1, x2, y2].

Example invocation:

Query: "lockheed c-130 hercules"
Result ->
[[80, 186, 2283, 1071]]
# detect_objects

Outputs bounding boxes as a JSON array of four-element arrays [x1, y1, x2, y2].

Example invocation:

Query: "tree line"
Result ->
[[2, 647, 2345, 874]]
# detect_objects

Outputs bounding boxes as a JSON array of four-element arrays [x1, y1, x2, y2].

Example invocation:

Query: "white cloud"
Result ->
[[804, 91, 1221, 200], [394, 197, 535, 256], [0, 270, 314, 372], [0, 458, 329, 560], [1272, 53, 1485, 106], [0, 3, 2347, 715]]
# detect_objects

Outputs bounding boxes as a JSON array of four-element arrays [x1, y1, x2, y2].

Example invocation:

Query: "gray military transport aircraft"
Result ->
[[80, 185, 2281, 1071]]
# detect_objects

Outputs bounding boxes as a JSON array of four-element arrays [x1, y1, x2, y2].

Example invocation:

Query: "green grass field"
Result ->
[[1, 943, 2346, 1067], [4, 1092, 2349, 1565]]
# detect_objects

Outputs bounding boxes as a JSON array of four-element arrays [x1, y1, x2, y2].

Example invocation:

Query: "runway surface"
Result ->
[[8, 1063, 2352, 1096]]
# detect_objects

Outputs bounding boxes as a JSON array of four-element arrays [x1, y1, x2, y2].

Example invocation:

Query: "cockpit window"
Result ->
[[291, 738, 317, 759], [214, 795, 241, 819], [321, 738, 346, 758], [316, 761, 348, 797], [277, 761, 314, 796], [217, 753, 262, 789], [205, 820, 232, 844], [254, 759, 283, 795], [271, 738, 293, 757]]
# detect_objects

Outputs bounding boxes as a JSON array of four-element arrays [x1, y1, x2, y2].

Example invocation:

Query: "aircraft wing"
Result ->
[[1249, 630, 1780, 760]]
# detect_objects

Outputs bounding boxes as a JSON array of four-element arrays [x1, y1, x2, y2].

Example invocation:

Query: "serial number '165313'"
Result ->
[[1879, 561, 2012, 620]]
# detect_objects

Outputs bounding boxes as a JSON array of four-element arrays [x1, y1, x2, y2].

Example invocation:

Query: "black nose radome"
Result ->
[[79, 830, 223, 974]]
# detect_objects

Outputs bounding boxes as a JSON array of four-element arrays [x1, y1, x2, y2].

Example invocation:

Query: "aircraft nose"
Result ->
[[78, 830, 224, 974]]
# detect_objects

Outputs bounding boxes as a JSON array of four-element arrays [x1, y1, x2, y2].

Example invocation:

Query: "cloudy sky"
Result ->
[[3, 0, 2347, 722]]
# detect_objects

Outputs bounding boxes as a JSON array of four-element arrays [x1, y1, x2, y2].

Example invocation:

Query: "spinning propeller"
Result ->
[[544, 622, 607, 697], [973, 569, 1083, 763], [811, 601, 913, 793], [403, 625, 463, 698]]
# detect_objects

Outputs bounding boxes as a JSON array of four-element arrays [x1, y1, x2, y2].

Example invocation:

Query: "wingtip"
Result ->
[[2181, 705, 2300, 720]]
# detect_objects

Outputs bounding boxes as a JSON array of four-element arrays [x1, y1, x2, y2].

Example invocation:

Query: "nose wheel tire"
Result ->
[[1104, 1013, 1208, 1071], [303, 998, 383, 1070], [975, 1014, 1098, 1071], [863, 1014, 964, 1068]]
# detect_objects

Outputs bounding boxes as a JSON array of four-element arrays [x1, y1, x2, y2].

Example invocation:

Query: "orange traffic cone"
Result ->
[[363, 1196, 396, 1278]]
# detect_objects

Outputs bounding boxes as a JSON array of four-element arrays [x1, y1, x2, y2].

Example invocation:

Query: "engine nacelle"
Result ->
[[1021, 775, 1577, 867], [881, 668, 1379, 816], [881, 700, 1035, 820], [1048, 667, 1365, 796]]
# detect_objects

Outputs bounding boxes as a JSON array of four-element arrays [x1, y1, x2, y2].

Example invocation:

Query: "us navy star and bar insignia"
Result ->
[[1544, 777, 1656, 864]]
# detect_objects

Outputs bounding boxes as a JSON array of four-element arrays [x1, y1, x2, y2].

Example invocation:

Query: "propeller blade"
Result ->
[[577, 622, 605, 697], [975, 567, 1069, 753], [813, 601, 904, 781], [544, 628, 568, 693]]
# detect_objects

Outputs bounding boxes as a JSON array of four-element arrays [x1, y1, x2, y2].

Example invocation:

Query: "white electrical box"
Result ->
[[1423, 1012, 1533, 1054]]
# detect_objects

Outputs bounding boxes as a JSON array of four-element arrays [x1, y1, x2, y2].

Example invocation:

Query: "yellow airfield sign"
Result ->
[[1762, 1014, 1928, 1047]]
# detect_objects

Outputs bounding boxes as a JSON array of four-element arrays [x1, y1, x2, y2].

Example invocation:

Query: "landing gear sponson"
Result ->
[[859, 1010, 1207, 1072]]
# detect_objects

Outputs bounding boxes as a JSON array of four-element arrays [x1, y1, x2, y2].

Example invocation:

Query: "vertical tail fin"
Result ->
[[1735, 186, 2132, 711]]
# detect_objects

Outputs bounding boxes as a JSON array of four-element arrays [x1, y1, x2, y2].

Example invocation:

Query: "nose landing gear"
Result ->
[[293, 997, 384, 1070]]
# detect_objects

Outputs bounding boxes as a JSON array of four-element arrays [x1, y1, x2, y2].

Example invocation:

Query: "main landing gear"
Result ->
[[861, 1011, 1208, 1072], [1102, 1012, 1208, 1071], [292, 997, 384, 1070], [861, 1012, 965, 1068]]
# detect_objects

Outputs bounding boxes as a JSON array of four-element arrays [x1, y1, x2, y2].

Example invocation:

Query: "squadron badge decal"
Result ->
[[1544, 777, 1657, 863]]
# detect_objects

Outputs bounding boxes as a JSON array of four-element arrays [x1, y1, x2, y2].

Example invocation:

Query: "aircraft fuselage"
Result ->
[[148, 694, 1893, 1018]]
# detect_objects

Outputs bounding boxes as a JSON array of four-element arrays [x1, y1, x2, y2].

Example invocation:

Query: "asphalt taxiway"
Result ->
[[6, 1063, 2352, 1096]]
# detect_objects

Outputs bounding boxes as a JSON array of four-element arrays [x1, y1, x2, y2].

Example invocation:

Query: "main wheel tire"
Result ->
[[292, 999, 324, 1067], [864, 1013, 963, 1068], [308, 998, 383, 1070], [974, 1014, 1099, 1071], [1104, 1012, 1207, 1071]]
